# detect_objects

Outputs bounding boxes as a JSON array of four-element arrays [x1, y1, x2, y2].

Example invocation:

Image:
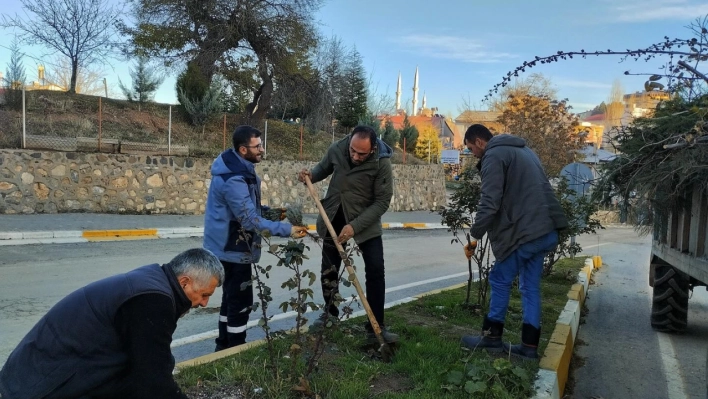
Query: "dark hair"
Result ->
[[351, 125, 377, 148], [232, 125, 262, 150], [464, 124, 493, 144]]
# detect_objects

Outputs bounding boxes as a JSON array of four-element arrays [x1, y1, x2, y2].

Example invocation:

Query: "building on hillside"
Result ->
[[379, 112, 460, 150], [454, 110, 504, 140], [577, 115, 605, 149], [623, 90, 670, 119]]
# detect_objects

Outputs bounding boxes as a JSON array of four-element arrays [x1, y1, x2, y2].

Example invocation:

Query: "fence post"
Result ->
[[299, 123, 303, 161], [22, 86, 26, 149], [264, 119, 268, 157], [98, 97, 102, 152], [168, 106, 172, 156]]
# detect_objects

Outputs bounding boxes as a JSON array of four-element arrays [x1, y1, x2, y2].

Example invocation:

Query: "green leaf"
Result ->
[[649, 74, 662, 81], [258, 318, 266, 326], [269, 244, 279, 253], [446, 371, 464, 386], [464, 381, 486, 394], [308, 271, 316, 286], [512, 367, 529, 380]]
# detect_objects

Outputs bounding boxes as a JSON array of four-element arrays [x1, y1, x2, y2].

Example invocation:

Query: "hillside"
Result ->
[[0, 90, 424, 164]]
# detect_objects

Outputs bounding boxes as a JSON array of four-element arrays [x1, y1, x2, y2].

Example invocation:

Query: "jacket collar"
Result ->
[[162, 263, 192, 319]]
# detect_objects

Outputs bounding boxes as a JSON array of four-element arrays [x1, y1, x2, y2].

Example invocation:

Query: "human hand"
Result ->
[[290, 226, 308, 239], [278, 207, 287, 221], [464, 240, 478, 260], [297, 169, 311, 183], [337, 224, 355, 244]]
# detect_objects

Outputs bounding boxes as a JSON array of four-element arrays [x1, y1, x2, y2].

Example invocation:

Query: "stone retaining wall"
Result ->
[[0, 150, 446, 214]]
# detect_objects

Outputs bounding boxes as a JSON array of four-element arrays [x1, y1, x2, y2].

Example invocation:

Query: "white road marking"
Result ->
[[657, 332, 689, 399], [171, 271, 468, 348]]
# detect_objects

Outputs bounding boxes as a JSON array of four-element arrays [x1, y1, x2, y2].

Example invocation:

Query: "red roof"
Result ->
[[583, 114, 605, 122]]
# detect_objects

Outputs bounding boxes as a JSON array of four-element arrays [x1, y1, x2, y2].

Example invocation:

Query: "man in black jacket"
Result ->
[[0, 248, 224, 399], [460, 124, 568, 360]]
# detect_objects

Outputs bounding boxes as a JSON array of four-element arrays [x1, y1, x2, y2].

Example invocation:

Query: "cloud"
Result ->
[[606, 0, 708, 22], [555, 78, 613, 89], [392, 34, 516, 63]]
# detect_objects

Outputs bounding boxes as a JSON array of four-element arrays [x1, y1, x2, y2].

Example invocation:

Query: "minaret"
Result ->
[[395, 72, 401, 111], [412, 66, 419, 116], [422, 91, 427, 109]]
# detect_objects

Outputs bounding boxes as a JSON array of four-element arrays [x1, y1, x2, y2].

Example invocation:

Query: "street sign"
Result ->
[[441, 150, 460, 164]]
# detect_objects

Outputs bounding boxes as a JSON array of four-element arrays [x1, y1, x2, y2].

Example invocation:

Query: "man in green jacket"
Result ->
[[298, 125, 398, 343]]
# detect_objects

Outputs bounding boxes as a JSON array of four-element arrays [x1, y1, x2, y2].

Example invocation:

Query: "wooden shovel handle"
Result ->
[[304, 175, 385, 339]]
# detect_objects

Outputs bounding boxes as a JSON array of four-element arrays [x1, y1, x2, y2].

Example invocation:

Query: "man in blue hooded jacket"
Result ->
[[204, 125, 308, 350]]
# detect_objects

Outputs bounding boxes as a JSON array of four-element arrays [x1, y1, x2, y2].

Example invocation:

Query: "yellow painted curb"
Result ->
[[381, 223, 390, 228], [414, 282, 467, 299], [581, 265, 592, 280], [540, 324, 573, 398], [567, 284, 585, 307], [307, 224, 316, 230], [82, 229, 158, 238], [402, 223, 427, 228], [592, 255, 602, 269]]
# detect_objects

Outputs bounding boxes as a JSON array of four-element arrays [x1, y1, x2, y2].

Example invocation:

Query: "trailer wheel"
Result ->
[[651, 264, 689, 332]]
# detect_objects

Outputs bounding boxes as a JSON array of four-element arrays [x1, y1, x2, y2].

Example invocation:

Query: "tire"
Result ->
[[651, 264, 689, 332]]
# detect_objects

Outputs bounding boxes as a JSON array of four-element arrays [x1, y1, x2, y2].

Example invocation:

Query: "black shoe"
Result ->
[[215, 344, 226, 352], [311, 312, 338, 329], [504, 323, 541, 360], [460, 316, 504, 352], [366, 327, 399, 344], [504, 343, 539, 360]]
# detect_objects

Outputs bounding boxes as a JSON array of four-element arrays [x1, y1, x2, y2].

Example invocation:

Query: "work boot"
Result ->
[[366, 327, 399, 344], [460, 317, 504, 352], [504, 323, 541, 360], [310, 312, 339, 329]]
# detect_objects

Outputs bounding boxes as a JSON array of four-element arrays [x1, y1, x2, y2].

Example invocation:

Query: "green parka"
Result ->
[[310, 135, 393, 244]]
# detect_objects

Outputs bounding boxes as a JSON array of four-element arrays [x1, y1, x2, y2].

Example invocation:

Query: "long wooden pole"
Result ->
[[223, 114, 227, 150], [299, 124, 304, 160], [304, 176, 389, 352], [98, 97, 102, 152]]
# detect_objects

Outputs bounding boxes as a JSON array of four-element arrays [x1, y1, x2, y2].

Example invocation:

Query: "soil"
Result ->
[[369, 373, 414, 396], [184, 384, 247, 399]]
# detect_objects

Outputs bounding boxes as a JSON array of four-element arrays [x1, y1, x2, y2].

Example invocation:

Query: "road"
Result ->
[[571, 229, 708, 399], [1, 227, 706, 398]]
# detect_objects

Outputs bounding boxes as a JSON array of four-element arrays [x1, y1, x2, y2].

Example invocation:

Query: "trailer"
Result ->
[[649, 187, 708, 332]]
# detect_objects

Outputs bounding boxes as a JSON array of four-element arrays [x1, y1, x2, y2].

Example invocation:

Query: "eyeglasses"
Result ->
[[243, 144, 264, 150]]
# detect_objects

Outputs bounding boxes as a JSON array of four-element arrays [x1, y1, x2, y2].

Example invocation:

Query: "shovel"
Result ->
[[304, 175, 394, 362]]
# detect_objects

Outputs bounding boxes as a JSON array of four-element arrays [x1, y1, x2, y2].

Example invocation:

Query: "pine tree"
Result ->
[[119, 56, 163, 111], [382, 119, 399, 148], [357, 112, 382, 137], [3, 38, 26, 110], [336, 50, 367, 129], [399, 114, 419, 153]]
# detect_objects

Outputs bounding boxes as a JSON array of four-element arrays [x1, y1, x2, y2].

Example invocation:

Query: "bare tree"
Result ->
[[1, 0, 121, 94], [45, 56, 107, 96], [488, 73, 557, 112]]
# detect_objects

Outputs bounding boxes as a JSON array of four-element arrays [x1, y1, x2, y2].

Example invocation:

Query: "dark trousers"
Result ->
[[321, 209, 386, 329], [215, 261, 253, 349]]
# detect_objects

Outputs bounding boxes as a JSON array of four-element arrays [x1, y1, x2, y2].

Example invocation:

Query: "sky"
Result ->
[[2, 0, 708, 117]]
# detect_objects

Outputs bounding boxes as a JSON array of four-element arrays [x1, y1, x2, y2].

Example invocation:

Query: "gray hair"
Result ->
[[169, 248, 224, 288]]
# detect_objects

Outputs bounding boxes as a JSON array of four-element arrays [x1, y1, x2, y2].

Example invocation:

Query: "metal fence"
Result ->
[[0, 89, 242, 157]]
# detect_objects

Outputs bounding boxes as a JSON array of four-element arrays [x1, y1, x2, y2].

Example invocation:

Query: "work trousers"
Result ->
[[487, 230, 559, 329], [215, 261, 253, 349]]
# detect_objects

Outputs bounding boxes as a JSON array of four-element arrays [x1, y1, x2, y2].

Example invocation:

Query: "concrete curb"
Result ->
[[533, 257, 600, 399], [0, 223, 448, 246]]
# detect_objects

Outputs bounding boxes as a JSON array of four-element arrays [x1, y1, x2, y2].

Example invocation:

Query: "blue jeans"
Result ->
[[487, 230, 559, 329]]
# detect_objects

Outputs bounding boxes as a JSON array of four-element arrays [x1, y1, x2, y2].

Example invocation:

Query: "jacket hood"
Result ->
[[376, 138, 393, 159], [211, 149, 256, 178], [486, 134, 526, 150]]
